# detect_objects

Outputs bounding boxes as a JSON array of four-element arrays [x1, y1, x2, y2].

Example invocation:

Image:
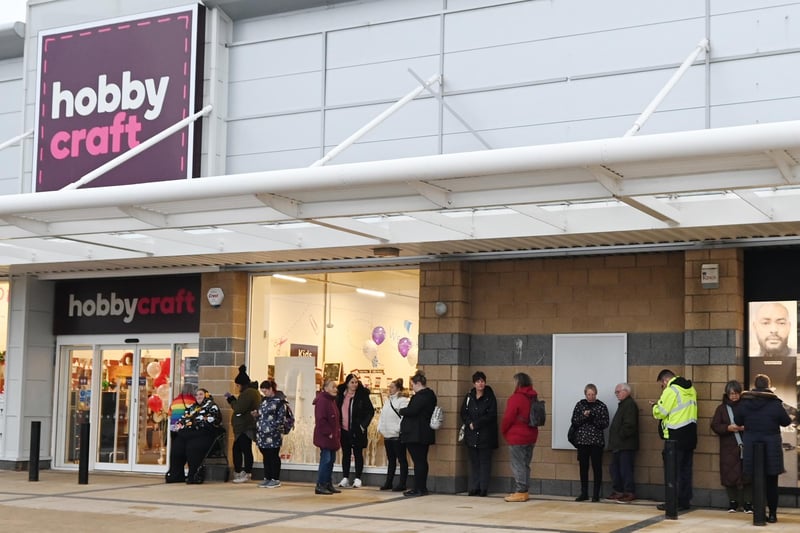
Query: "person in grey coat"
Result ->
[[607, 383, 639, 502]]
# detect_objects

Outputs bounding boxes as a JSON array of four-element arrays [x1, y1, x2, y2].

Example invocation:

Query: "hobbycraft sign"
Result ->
[[33, 5, 204, 192]]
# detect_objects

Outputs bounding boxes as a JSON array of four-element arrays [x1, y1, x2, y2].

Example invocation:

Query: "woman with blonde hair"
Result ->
[[377, 378, 410, 491]]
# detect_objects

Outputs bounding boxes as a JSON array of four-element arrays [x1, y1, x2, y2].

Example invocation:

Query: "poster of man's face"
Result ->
[[749, 301, 797, 357]]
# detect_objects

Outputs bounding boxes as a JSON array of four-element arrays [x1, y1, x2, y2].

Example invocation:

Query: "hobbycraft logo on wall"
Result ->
[[32, 4, 205, 192]]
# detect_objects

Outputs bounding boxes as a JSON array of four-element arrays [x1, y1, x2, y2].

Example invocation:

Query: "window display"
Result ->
[[249, 270, 419, 469]]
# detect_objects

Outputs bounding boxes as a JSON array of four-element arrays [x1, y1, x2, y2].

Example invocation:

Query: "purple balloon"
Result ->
[[398, 337, 412, 357], [372, 326, 386, 345]]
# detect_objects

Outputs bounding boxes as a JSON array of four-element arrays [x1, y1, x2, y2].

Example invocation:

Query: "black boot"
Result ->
[[576, 481, 588, 501], [392, 477, 407, 491], [315, 484, 333, 495], [326, 482, 342, 494], [380, 476, 394, 491], [592, 482, 601, 502]]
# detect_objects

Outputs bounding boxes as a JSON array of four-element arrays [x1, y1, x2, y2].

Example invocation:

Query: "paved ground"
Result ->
[[1, 470, 799, 532]]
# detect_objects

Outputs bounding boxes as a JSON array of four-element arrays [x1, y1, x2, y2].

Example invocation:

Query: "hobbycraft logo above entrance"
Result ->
[[68, 289, 197, 324], [33, 5, 203, 192]]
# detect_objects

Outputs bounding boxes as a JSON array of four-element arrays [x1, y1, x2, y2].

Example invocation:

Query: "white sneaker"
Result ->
[[338, 477, 350, 488], [352, 478, 362, 488], [232, 472, 251, 484]]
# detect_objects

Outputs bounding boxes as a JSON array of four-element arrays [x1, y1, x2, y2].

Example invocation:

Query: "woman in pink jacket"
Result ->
[[500, 372, 539, 502]]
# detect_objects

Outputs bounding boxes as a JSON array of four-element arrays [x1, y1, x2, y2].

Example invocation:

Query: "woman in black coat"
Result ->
[[400, 370, 437, 497], [710, 380, 750, 512], [336, 373, 374, 488], [736, 374, 792, 523], [460, 371, 498, 497]]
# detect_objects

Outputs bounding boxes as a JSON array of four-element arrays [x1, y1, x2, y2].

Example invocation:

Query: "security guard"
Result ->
[[650, 368, 698, 511]]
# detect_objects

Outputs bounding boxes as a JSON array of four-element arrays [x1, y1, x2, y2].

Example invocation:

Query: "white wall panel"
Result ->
[[227, 111, 321, 156], [444, 19, 705, 91], [229, 72, 323, 117], [326, 57, 440, 106], [226, 148, 321, 174], [326, 16, 440, 68], [711, 98, 800, 128], [711, 0, 798, 14], [320, 136, 439, 165], [444, 0, 703, 52], [442, 108, 706, 152], [710, 54, 800, 106], [442, 69, 705, 133], [710, 3, 800, 57], [229, 34, 323, 81], [324, 99, 439, 144]]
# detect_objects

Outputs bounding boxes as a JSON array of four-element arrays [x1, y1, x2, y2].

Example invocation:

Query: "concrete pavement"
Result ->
[[1, 470, 799, 532]]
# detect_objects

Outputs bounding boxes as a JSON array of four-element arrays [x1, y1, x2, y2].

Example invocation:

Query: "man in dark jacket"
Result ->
[[651, 369, 697, 511], [607, 382, 639, 502], [736, 374, 792, 523], [400, 371, 437, 497]]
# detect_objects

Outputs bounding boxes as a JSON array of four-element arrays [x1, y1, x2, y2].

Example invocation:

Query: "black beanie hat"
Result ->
[[234, 364, 250, 386]]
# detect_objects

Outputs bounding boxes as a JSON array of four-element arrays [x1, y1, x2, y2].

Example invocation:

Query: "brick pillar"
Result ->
[[683, 248, 745, 498], [419, 261, 473, 493], [197, 271, 249, 402]]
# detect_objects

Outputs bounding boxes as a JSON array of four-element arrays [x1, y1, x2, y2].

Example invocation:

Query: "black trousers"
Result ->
[[168, 430, 214, 480], [577, 444, 603, 497], [662, 446, 694, 507], [467, 446, 493, 493], [259, 447, 282, 481], [340, 429, 364, 479], [232, 433, 254, 474], [383, 438, 408, 486], [406, 443, 430, 492]]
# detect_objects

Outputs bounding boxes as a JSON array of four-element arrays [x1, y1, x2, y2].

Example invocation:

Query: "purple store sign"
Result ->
[[33, 5, 204, 192]]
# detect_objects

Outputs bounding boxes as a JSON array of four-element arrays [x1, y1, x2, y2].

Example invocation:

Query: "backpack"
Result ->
[[280, 400, 295, 434], [429, 405, 444, 430], [528, 396, 546, 428]]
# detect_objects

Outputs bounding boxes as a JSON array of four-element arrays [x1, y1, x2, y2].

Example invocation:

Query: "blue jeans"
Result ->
[[317, 448, 335, 485]]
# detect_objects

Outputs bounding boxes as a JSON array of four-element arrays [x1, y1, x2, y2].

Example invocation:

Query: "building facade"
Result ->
[[0, 0, 799, 509]]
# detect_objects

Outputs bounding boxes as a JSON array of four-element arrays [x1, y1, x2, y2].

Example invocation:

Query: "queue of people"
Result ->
[[164, 363, 792, 522]]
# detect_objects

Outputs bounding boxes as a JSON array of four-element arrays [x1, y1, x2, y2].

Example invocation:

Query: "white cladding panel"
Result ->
[[0, 58, 23, 192], [710, 3, 800, 56]]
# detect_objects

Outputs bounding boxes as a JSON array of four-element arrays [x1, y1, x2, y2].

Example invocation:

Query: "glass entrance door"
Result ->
[[96, 345, 172, 471], [55, 337, 199, 473]]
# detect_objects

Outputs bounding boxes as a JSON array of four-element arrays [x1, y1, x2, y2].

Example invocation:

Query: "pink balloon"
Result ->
[[371, 326, 386, 345], [398, 337, 412, 357]]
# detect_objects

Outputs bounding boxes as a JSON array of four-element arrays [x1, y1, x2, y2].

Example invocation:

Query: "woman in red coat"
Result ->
[[500, 372, 539, 502], [313, 378, 341, 495]]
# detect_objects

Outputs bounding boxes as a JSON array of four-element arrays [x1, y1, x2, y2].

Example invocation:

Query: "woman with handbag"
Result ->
[[571, 383, 610, 502], [377, 378, 410, 491], [336, 373, 375, 488], [460, 371, 498, 497], [710, 380, 751, 513], [399, 370, 437, 497]]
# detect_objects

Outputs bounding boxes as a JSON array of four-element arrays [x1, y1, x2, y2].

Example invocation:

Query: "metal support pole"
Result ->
[[623, 39, 709, 137], [62, 105, 214, 190], [28, 421, 41, 482], [663, 439, 678, 519], [752, 441, 766, 526], [0, 130, 33, 152], [78, 422, 90, 485], [310, 74, 441, 167]]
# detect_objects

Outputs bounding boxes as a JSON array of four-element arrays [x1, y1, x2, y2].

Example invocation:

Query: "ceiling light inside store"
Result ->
[[356, 288, 386, 298], [273, 274, 307, 283]]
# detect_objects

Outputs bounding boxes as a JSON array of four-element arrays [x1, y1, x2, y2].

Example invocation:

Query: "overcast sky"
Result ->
[[0, 0, 27, 26]]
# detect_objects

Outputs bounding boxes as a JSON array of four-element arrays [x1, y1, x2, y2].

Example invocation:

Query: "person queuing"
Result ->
[[399, 370, 437, 497], [255, 379, 286, 488], [710, 380, 750, 513], [460, 371, 498, 497], [166, 388, 220, 484], [736, 374, 791, 523], [607, 382, 638, 503], [500, 372, 539, 503], [651, 368, 697, 511], [313, 378, 342, 495], [570, 383, 610, 502], [377, 378, 410, 491], [336, 373, 375, 488], [225, 365, 261, 484]]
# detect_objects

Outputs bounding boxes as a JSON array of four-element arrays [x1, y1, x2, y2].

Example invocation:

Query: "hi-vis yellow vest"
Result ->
[[652, 377, 697, 439]]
